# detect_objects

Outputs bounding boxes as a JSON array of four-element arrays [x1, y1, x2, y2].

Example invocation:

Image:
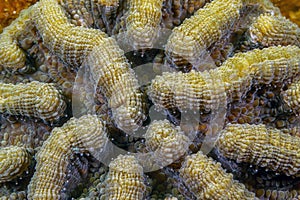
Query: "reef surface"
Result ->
[[0, 0, 300, 199]]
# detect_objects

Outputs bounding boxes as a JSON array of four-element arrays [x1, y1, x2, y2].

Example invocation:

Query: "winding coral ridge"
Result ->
[[33, 0, 109, 68], [216, 123, 300, 177], [125, 0, 164, 49], [179, 151, 257, 199], [86, 45, 147, 133], [0, 81, 66, 121], [1, 0, 300, 198], [149, 45, 300, 113], [0, 146, 32, 183], [165, 0, 243, 69], [144, 120, 190, 167], [0, 5, 34, 70], [102, 154, 146, 200], [34, 0, 146, 132], [281, 80, 300, 114], [148, 69, 227, 114], [247, 13, 300, 47], [27, 115, 107, 199]]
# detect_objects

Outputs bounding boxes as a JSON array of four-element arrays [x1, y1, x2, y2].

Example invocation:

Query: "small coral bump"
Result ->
[[144, 119, 190, 167], [281, 79, 300, 114], [0, 146, 32, 183], [179, 151, 257, 199], [103, 154, 146, 200], [0, 81, 67, 121], [247, 13, 300, 47], [125, 0, 164, 49]]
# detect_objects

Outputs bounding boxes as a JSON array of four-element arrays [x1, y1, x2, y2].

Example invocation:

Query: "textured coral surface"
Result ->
[[0, 0, 38, 33], [217, 123, 300, 177], [0, 146, 32, 183], [179, 151, 257, 199], [27, 115, 107, 199], [102, 155, 146, 200], [1, 0, 300, 199]]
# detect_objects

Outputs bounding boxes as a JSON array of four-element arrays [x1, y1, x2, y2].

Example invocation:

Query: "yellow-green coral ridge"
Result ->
[[248, 13, 300, 47], [216, 123, 300, 177], [102, 154, 146, 200], [149, 45, 300, 112], [126, 0, 164, 49], [27, 115, 108, 199], [0, 146, 32, 183], [179, 151, 257, 199], [34, 0, 109, 67], [165, 0, 243, 67], [0, 81, 66, 121], [0, 6, 34, 70], [35, 0, 146, 132]]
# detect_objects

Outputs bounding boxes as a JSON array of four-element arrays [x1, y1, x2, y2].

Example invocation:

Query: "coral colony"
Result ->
[[0, 0, 300, 199]]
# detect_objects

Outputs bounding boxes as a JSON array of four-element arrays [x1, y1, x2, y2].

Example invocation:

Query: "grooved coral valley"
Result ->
[[0, 0, 300, 199]]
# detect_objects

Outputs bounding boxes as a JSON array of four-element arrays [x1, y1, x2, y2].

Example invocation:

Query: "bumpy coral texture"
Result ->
[[0, 5, 34, 70], [248, 13, 300, 47], [27, 115, 107, 199], [33, 0, 107, 68], [102, 154, 146, 200], [165, 0, 242, 69], [1, 0, 300, 198], [0, 117, 52, 149], [179, 151, 257, 199], [144, 119, 190, 167], [281, 79, 300, 115], [0, 146, 32, 183], [149, 45, 300, 113], [217, 123, 300, 177], [257, 189, 299, 200], [125, 0, 164, 49], [99, 0, 119, 6], [34, 0, 146, 132], [86, 45, 147, 133], [0, 81, 66, 121]]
